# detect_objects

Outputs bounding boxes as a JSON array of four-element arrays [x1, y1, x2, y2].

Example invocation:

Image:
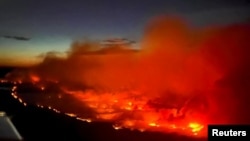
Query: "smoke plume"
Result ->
[[6, 15, 250, 135]]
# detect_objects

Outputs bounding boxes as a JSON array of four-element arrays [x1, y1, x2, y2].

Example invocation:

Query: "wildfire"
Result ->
[[5, 16, 250, 139], [63, 89, 207, 137], [9, 80, 207, 137]]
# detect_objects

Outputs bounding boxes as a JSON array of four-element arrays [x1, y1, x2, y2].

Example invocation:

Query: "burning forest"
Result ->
[[4, 16, 250, 137]]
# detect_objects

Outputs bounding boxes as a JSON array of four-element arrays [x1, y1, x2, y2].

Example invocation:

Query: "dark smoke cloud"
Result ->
[[2, 35, 30, 41], [200, 23, 250, 123], [24, 41, 139, 91], [101, 38, 136, 46], [6, 16, 250, 125]]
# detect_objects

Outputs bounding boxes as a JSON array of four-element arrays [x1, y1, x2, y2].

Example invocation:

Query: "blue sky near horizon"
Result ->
[[0, 0, 250, 66]]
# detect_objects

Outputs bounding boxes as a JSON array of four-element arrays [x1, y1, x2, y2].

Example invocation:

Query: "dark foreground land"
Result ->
[[0, 67, 14, 78], [0, 67, 207, 141]]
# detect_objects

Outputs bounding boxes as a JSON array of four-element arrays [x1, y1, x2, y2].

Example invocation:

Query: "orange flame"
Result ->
[[63, 89, 207, 137]]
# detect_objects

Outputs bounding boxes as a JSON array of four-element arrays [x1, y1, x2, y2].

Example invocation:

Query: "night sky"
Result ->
[[0, 0, 250, 66]]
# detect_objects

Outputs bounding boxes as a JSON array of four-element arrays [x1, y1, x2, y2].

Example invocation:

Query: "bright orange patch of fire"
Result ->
[[63, 89, 207, 137]]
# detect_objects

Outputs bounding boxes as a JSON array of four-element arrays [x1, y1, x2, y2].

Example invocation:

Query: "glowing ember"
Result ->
[[148, 122, 159, 127], [65, 113, 77, 117], [31, 75, 40, 83], [113, 124, 123, 130], [40, 86, 45, 91], [76, 117, 92, 123], [188, 122, 204, 133]]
